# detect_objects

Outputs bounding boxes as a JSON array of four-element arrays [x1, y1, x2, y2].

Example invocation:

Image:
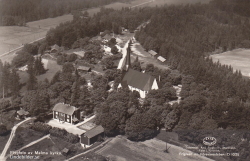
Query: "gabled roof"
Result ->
[[148, 50, 158, 56], [157, 56, 166, 62], [52, 103, 78, 115], [121, 68, 155, 91], [51, 44, 59, 51], [73, 51, 85, 57], [77, 66, 91, 71], [17, 109, 29, 116], [84, 125, 104, 138]]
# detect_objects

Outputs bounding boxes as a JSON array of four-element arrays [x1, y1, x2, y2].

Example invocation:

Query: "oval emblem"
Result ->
[[203, 137, 217, 146]]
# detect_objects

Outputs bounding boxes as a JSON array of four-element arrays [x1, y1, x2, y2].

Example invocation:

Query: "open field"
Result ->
[[95, 136, 214, 161], [210, 49, 250, 77]]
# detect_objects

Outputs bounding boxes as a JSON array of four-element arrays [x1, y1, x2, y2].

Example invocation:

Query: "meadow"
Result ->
[[210, 49, 250, 77]]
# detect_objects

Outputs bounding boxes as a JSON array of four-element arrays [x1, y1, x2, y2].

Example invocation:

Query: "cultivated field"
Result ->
[[210, 49, 250, 77], [95, 136, 213, 161]]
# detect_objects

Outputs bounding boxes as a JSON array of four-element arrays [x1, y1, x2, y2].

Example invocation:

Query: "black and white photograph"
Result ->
[[0, 0, 250, 160]]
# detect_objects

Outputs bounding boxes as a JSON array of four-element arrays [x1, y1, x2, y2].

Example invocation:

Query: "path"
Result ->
[[130, 0, 154, 8], [3, 135, 50, 160], [0, 117, 33, 161], [66, 138, 113, 161]]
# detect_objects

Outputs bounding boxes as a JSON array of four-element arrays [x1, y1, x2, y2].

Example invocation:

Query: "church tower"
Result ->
[[124, 39, 132, 71]]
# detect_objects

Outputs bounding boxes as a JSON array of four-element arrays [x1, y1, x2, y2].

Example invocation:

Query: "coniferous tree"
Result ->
[[27, 61, 37, 90]]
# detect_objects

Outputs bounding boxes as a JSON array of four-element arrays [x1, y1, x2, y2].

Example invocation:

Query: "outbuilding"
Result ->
[[81, 125, 104, 145]]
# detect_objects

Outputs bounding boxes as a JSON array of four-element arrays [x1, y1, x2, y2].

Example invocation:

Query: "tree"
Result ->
[[125, 111, 157, 141], [111, 46, 119, 55], [0, 125, 8, 136], [26, 61, 37, 90], [9, 68, 21, 97], [34, 56, 46, 76], [12, 51, 34, 68]]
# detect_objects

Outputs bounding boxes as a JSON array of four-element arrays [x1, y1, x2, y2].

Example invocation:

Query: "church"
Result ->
[[118, 40, 159, 98]]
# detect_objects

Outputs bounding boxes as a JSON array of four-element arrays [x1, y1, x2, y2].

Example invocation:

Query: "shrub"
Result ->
[[30, 122, 52, 134]]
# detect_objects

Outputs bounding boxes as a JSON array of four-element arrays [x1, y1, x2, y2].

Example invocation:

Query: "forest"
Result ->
[[1, 0, 250, 160], [0, 0, 122, 26]]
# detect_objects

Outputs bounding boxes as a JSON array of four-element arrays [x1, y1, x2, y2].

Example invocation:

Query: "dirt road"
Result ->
[[0, 117, 33, 161]]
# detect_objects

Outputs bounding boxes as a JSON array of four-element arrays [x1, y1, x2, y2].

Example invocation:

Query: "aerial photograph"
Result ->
[[0, 0, 250, 160]]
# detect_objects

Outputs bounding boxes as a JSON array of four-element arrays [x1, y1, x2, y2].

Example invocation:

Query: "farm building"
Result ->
[[157, 56, 166, 62], [118, 44, 159, 98], [16, 108, 29, 119], [52, 103, 80, 124], [50, 44, 60, 53], [73, 51, 85, 58], [77, 66, 91, 72], [81, 125, 104, 145], [148, 50, 158, 57]]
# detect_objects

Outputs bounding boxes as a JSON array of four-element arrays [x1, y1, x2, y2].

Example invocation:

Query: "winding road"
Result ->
[[0, 117, 32, 161]]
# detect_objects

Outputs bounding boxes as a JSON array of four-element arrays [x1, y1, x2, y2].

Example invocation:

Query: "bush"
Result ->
[[0, 125, 8, 136], [12, 51, 34, 68], [49, 127, 80, 144], [30, 122, 52, 134]]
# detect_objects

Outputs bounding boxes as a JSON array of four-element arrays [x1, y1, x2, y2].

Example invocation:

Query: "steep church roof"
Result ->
[[121, 68, 155, 91]]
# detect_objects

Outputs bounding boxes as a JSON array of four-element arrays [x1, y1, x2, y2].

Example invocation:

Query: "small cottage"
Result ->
[[16, 108, 29, 119], [50, 44, 60, 53], [148, 50, 158, 57], [157, 56, 166, 62]]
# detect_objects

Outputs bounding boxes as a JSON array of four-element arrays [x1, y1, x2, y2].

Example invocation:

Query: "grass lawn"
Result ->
[[210, 48, 250, 77], [6, 135, 86, 161], [0, 133, 10, 154], [8, 128, 45, 153], [95, 135, 214, 161]]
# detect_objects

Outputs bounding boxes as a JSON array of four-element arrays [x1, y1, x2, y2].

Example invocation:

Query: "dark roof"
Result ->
[[52, 103, 78, 115], [17, 109, 29, 116], [77, 66, 91, 71], [84, 125, 104, 138], [148, 50, 158, 56], [121, 68, 155, 91]]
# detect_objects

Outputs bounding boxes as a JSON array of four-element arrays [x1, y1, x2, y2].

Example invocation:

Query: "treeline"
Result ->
[[0, 0, 119, 26], [45, 7, 154, 49]]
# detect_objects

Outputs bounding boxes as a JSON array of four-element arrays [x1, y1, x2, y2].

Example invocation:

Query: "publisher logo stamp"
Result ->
[[203, 137, 217, 146]]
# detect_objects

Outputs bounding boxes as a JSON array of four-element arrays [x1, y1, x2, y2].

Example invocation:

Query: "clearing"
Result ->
[[210, 48, 250, 77], [95, 136, 213, 161]]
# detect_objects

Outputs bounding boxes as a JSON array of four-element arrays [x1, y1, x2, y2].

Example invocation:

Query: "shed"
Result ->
[[17, 109, 29, 119], [148, 50, 158, 57], [77, 66, 91, 72], [81, 125, 104, 145], [157, 56, 166, 62], [62, 148, 69, 155], [50, 44, 60, 53], [73, 51, 85, 58]]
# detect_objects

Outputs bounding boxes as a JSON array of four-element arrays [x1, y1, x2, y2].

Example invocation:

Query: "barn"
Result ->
[[81, 125, 104, 145]]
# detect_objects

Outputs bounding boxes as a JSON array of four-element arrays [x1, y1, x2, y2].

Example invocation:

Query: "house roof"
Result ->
[[62, 148, 69, 153], [73, 51, 85, 57], [17, 109, 29, 116], [121, 68, 155, 91], [77, 66, 91, 71], [52, 103, 78, 116], [148, 50, 158, 56], [51, 44, 59, 51], [72, 117, 79, 122], [84, 125, 104, 138], [157, 56, 166, 62]]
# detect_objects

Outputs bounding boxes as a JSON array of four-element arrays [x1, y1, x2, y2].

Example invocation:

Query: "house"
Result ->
[[157, 56, 166, 62], [62, 148, 69, 155], [50, 44, 60, 53], [16, 108, 29, 119], [118, 42, 159, 98], [52, 103, 80, 124], [148, 50, 158, 57], [77, 66, 91, 72], [73, 51, 85, 58], [81, 125, 104, 145]]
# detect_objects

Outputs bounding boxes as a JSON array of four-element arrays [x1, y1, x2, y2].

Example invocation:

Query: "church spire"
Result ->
[[125, 39, 132, 71]]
